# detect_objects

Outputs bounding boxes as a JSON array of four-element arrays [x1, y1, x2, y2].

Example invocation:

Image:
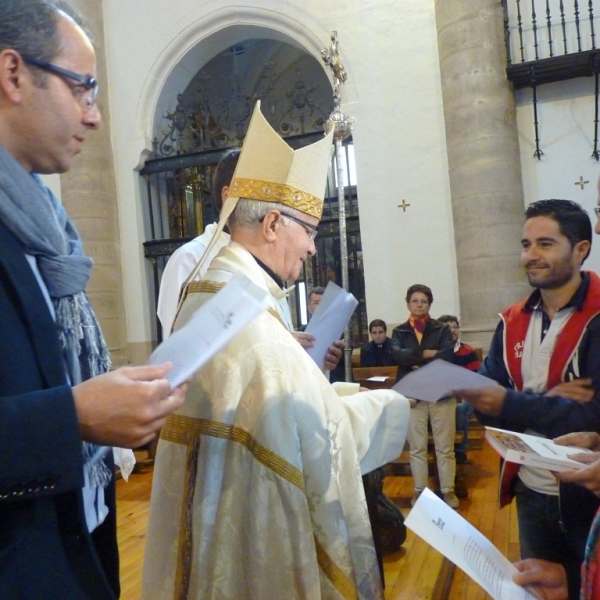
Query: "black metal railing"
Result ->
[[503, 0, 598, 65], [502, 0, 600, 158]]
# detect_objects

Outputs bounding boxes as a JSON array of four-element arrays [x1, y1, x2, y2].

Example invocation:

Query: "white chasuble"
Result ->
[[142, 242, 410, 600]]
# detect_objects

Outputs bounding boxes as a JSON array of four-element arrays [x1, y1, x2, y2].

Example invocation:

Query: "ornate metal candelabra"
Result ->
[[322, 31, 356, 382]]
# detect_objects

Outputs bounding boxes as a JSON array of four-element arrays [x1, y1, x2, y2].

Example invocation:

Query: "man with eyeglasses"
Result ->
[[143, 102, 411, 599], [157, 150, 343, 369], [0, 2, 186, 598], [457, 200, 600, 599]]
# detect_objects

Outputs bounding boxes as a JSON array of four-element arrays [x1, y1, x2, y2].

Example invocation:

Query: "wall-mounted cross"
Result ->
[[398, 199, 411, 212], [575, 176, 590, 189]]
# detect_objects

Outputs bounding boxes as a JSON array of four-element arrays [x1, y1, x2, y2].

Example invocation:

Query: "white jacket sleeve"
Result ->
[[332, 385, 411, 474], [156, 242, 207, 337]]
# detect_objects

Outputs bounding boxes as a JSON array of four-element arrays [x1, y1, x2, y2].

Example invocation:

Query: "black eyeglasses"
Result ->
[[595, 206, 600, 217], [280, 212, 319, 241], [21, 54, 99, 110], [259, 211, 319, 241]]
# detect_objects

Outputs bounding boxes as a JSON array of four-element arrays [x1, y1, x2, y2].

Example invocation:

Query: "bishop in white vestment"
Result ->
[[142, 103, 411, 600]]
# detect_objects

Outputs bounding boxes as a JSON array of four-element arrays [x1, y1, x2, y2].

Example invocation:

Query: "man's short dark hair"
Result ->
[[309, 287, 325, 298], [369, 319, 387, 332], [437, 314, 459, 326], [405, 283, 433, 305], [0, 1, 84, 86], [525, 199, 592, 262], [212, 148, 241, 212]]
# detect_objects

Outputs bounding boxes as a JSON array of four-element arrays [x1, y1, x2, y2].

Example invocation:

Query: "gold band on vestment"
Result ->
[[184, 280, 287, 329], [230, 177, 324, 219], [314, 537, 359, 600], [173, 435, 200, 600], [186, 280, 225, 294], [161, 414, 305, 491], [163, 414, 359, 600]]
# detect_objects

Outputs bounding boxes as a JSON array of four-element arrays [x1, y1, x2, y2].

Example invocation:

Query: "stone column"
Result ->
[[60, 0, 128, 366], [435, 0, 530, 349]]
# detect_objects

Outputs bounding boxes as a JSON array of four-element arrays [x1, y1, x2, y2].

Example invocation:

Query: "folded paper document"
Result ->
[[485, 426, 591, 472], [304, 281, 358, 369], [405, 488, 536, 600], [392, 359, 497, 403], [148, 272, 270, 388]]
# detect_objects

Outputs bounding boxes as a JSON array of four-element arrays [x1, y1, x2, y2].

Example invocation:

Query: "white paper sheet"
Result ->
[[304, 281, 358, 369], [367, 376, 389, 382], [392, 359, 498, 403], [405, 489, 537, 600], [148, 272, 270, 388]]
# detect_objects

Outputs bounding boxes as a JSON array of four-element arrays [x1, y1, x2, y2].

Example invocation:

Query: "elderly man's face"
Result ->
[[279, 213, 318, 281], [15, 15, 102, 174]]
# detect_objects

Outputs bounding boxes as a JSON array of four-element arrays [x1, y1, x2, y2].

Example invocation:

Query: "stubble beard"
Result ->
[[526, 264, 575, 290]]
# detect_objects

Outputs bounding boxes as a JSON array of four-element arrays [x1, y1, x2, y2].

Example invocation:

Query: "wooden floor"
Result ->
[[116, 440, 520, 599], [381, 441, 520, 599]]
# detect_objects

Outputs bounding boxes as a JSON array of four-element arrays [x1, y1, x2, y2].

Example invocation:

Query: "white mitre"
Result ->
[[179, 99, 333, 297]]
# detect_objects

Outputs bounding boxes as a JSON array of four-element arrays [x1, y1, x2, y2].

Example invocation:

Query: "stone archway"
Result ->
[[135, 6, 355, 147]]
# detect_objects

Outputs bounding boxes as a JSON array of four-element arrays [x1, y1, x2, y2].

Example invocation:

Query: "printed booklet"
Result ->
[[485, 426, 591, 472]]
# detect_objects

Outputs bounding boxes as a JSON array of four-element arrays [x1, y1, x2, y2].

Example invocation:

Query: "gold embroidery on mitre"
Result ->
[[230, 177, 323, 219], [314, 536, 359, 600], [161, 415, 306, 491]]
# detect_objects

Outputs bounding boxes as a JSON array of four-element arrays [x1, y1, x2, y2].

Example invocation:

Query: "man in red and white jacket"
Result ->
[[458, 199, 600, 600]]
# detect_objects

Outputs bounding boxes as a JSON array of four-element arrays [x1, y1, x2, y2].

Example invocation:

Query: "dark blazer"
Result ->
[[0, 219, 118, 599], [391, 318, 454, 381]]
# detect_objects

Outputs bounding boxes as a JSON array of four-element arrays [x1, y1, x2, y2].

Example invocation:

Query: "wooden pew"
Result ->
[[352, 365, 398, 389]]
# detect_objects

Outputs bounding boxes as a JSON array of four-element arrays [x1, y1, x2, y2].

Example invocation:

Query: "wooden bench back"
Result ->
[[352, 366, 398, 388]]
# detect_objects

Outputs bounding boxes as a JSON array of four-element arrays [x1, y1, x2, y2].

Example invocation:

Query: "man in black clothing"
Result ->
[[360, 319, 397, 367]]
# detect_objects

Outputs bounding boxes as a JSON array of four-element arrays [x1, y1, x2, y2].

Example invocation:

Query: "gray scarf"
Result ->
[[0, 145, 111, 487]]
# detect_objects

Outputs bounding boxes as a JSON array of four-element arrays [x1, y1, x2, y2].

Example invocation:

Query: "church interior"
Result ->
[[45, 0, 600, 597]]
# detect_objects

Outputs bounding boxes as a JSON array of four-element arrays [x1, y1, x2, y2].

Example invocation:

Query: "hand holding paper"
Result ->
[[405, 489, 537, 600], [304, 281, 357, 369], [392, 359, 499, 403], [485, 426, 592, 472]]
